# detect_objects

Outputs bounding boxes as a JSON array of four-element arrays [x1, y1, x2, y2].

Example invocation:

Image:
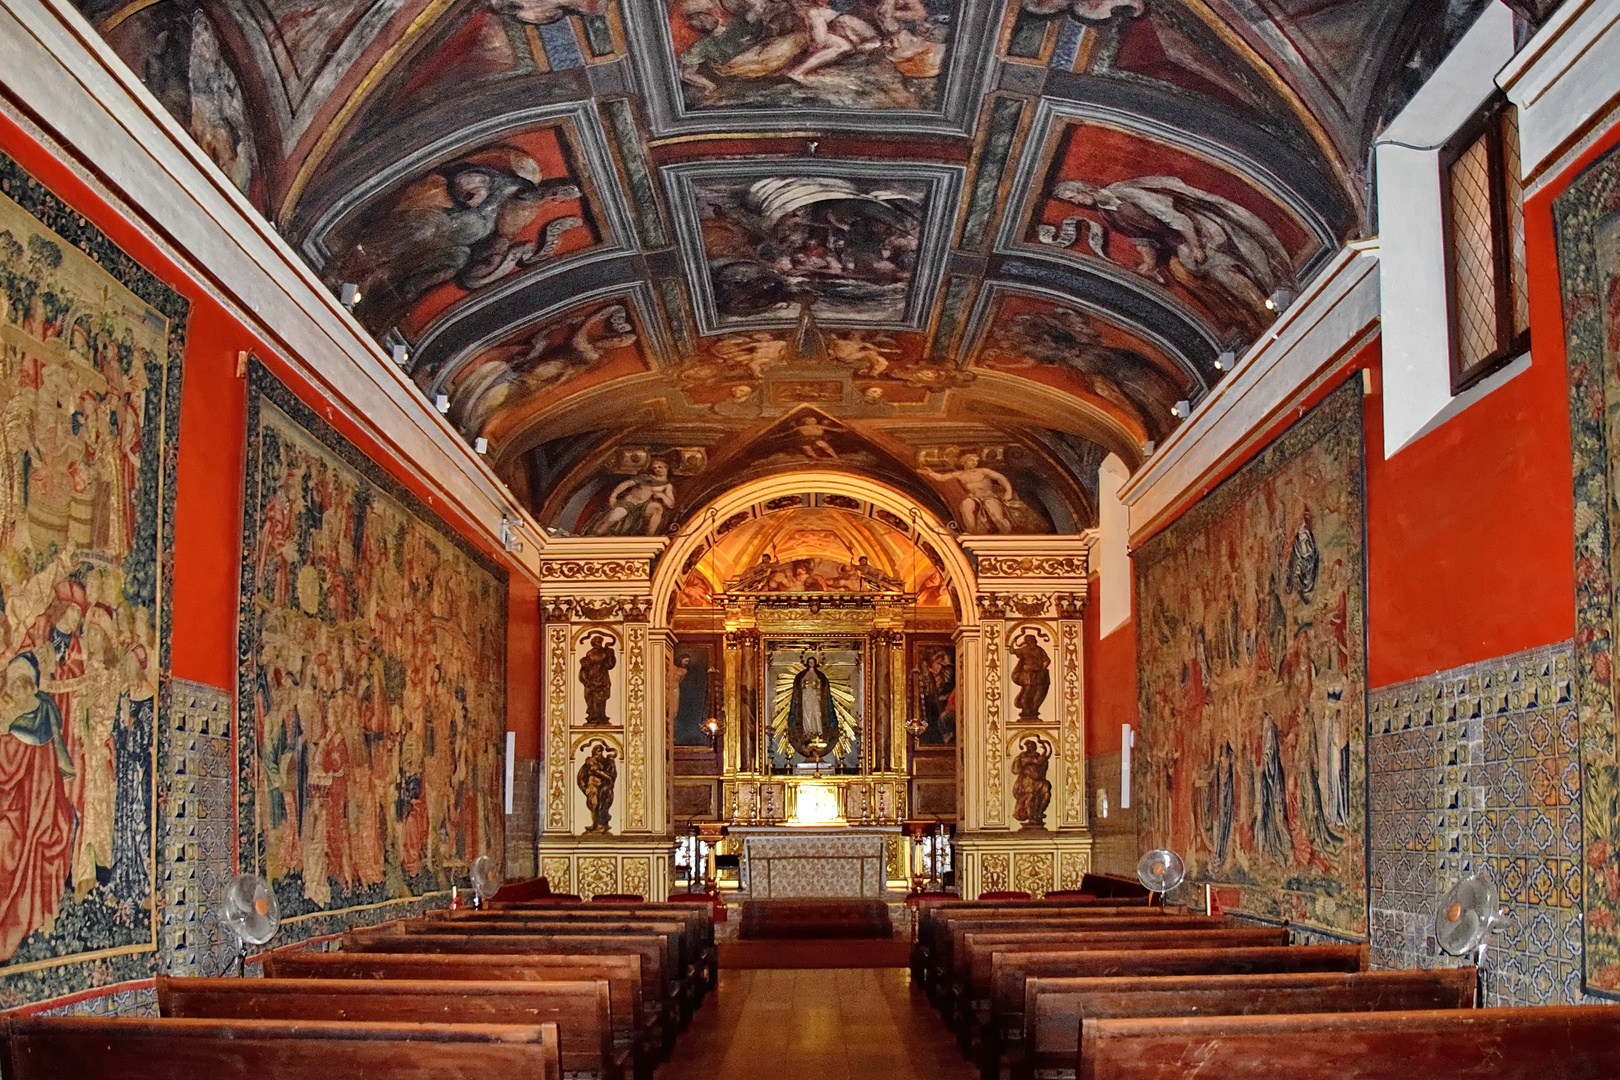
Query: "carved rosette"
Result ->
[[983, 620, 1005, 826], [546, 624, 570, 831], [626, 624, 647, 831], [1060, 619, 1085, 827]]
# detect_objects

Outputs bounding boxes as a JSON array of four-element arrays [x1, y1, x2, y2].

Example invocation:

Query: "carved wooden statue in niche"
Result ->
[[1012, 736, 1053, 827], [577, 741, 618, 833], [1010, 632, 1051, 720], [579, 633, 616, 725]]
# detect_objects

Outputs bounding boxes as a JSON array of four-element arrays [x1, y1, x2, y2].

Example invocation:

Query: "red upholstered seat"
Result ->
[[590, 893, 646, 903], [488, 876, 551, 903], [977, 891, 1032, 901]]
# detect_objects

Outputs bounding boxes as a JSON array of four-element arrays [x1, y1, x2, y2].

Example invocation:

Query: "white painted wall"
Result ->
[[1376, 3, 1522, 456], [1096, 454, 1132, 637]]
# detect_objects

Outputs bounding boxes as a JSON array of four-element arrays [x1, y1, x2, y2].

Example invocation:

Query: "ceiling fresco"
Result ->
[[80, 0, 1503, 529]]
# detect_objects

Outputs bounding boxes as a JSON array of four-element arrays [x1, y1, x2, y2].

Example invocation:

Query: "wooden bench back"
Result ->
[[440, 906, 713, 970], [940, 917, 1231, 981], [931, 913, 1203, 987], [398, 919, 686, 978], [156, 975, 614, 1080], [1024, 969, 1475, 1076], [0, 1015, 561, 1080], [1077, 1004, 1620, 1080], [261, 950, 645, 1046], [967, 927, 1290, 987], [990, 944, 1367, 1016], [340, 931, 670, 1011]]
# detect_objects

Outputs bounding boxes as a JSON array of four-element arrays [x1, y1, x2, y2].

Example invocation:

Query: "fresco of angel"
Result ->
[[324, 145, 586, 332], [1039, 175, 1294, 336]]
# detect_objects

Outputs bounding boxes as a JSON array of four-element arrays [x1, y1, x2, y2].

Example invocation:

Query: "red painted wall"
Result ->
[[0, 111, 541, 744], [1084, 572, 1137, 754]]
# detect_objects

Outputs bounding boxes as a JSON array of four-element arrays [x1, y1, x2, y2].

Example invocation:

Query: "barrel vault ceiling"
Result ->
[[81, 0, 1491, 536]]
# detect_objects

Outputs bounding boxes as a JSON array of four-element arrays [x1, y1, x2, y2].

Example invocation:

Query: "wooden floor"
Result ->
[[657, 969, 978, 1080]]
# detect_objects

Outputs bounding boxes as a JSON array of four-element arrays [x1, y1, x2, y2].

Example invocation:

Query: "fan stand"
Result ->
[[1474, 940, 1490, 1008]]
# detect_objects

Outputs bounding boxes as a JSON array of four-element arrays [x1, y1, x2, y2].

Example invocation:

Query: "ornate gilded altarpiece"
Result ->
[[238, 363, 507, 923], [0, 151, 187, 1005], [1556, 139, 1620, 998]]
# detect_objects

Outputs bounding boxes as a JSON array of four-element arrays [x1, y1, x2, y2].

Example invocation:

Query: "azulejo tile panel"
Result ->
[[1367, 641, 1596, 1006]]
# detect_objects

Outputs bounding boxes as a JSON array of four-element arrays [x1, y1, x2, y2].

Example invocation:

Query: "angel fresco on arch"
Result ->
[[324, 146, 587, 332], [1040, 175, 1294, 337]]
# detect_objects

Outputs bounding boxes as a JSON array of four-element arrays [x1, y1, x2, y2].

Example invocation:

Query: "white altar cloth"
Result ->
[[731, 825, 898, 898]]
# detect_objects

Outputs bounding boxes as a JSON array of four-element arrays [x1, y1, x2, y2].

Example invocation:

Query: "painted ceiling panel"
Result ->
[[77, 0, 1507, 526]]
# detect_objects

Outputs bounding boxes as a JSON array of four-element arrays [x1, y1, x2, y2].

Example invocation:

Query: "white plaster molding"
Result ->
[[0, 0, 545, 579], [1499, 0, 1620, 194], [1117, 244, 1380, 543], [1096, 455, 1131, 638], [1375, 2, 1518, 458]]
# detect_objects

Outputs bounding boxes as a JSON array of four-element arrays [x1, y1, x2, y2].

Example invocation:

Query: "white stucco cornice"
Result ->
[[1117, 243, 1380, 545]]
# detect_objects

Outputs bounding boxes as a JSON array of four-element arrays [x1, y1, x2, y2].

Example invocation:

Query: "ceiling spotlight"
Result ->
[[1264, 288, 1295, 313], [434, 393, 450, 413], [1215, 350, 1236, 371], [391, 344, 410, 367], [499, 517, 523, 554], [474, 437, 488, 455], [340, 283, 362, 309], [1172, 399, 1192, 419]]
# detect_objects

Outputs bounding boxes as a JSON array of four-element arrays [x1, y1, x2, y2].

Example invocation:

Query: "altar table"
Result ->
[[731, 825, 898, 899]]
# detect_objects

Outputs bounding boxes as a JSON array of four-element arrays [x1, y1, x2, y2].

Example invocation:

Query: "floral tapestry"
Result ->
[[0, 151, 187, 1002], [239, 365, 506, 919], [1555, 139, 1620, 998], [1134, 379, 1366, 934]]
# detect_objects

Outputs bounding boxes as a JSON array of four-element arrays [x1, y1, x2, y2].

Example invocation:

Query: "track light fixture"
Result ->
[[475, 437, 488, 455], [1172, 399, 1192, 419], [1215, 350, 1236, 371], [340, 283, 362, 309], [434, 394, 450, 414], [499, 517, 523, 554], [391, 344, 409, 367], [1264, 288, 1295, 313]]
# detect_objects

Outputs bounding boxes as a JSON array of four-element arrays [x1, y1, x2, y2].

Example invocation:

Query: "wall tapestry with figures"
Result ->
[[0, 150, 187, 1003], [238, 364, 506, 920], [1556, 139, 1620, 998], [1134, 379, 1366, 934]]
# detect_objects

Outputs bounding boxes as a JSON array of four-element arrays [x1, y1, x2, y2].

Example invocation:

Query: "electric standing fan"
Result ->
[[1434, 871, 1507, 1006], [217, 873, 280, 976], [470, 854, 501, 909], [1137, 848, 1186, 906]]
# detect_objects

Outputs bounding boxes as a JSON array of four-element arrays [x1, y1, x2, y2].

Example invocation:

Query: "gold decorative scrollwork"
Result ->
[[546, 625, 570, 830], [1060, 620, 1085, 827], [539, 559, 650, 582], [1013, 851, 1054, 898], [626, 624, 647, 831], [541, 855, 572, 893], [577, 856, 618, 899], [1059, 851, 1090, 891], [977, 556, 1087, 578], [981, 852, 1011, 893], [984, 620, 1005, 826]]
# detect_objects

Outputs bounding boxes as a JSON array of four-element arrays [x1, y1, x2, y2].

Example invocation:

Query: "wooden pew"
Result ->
[[1017, 968, 1477, 1080], [933, 916, 1231, 1007], [955, 927, 1289, 1033], [263, 950, 654, 1080], [1077, 1004, 1620, 1080], [340, 930, 679, 1053], [479, 902, 718, 990], [156, 975, 624, 1080], [919, 908, 1177, 999], [395, 918, 696, 1021], [979, 944, 1365, 1066], [0, 1015, 561, 1080]]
